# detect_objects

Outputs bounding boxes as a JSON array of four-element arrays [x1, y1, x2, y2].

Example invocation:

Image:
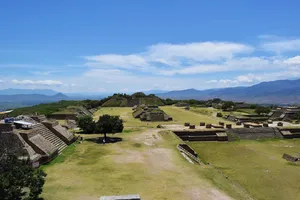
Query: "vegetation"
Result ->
[[41, 129, 247, 200], [255, 106, 271, 115], [77, 114, 124, 142], [101, 93, 165, 107], [0, 156, 46, 200], [296, 111, 300, 120], [190, 139, 300, 200], [96, 114, 124, 142], [10, 100, 84, 116], [221, 101, 235, 111], [76, 116, 96, 134]]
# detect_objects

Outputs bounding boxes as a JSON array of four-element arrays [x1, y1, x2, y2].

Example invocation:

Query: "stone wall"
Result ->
[[283, 153, 300, 162], [173, 130, 227, 141], [228, 127, 282, 140], [47, 113, 77, 120]]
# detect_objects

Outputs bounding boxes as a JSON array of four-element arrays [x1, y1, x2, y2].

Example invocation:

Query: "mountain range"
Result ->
[[0, 79, 300, 109], [156, 79, 300, 104]]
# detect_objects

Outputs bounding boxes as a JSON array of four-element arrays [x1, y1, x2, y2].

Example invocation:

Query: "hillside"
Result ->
[[101, 93, 165, 107], [157, 79, 300, 104], [0, 93, 70, 110]]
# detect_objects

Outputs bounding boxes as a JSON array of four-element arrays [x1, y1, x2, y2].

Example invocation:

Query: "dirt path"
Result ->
[[117, 128, 234, 200]]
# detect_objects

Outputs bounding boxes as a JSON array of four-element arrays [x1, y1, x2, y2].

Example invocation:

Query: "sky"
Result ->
[[1, 0, 300, 93]]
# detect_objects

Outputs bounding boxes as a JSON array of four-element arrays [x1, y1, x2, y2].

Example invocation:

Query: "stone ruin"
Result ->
[[177, 144, 201, 164], [173, 129, 228, 142], [0, 115, 75, 167], [47, 106, 93, 120], [99, 194, 141, 200], [132, 105, 172, 122], [282, 153, 300, 162], [227, 127, 283, 140]]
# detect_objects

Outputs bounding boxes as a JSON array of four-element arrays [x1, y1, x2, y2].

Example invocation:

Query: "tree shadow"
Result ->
[[85, 136, 123, 144]]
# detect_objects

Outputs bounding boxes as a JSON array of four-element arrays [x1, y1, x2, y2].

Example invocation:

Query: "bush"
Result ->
[[76, 116, 96, 134], [216, 112, 223, 117]]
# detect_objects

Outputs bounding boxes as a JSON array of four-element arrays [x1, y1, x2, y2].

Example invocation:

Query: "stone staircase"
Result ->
[[33, 124, 67, 153]]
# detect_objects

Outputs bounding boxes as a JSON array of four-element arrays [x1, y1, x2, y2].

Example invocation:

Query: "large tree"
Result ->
[[255, 106, 271, 115], [0, 156, 46, 200], [221, 101, 235, 111], [296, 111, 300, 120], [96, 114, 124, 143], [76, 115, 96, 134]]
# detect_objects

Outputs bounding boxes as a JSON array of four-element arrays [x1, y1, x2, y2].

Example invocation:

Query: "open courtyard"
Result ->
[[41, 106, 300, 200]]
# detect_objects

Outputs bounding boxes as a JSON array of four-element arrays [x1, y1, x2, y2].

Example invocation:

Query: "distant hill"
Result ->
[[0, 88, 59, 95], [157, 79, 300, 104], [101, 92, 165, 107], [0, 93, 69, 110]]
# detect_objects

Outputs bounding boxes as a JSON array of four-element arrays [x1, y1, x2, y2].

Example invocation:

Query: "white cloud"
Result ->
[[84, 54, 148, 69], [0, 80, 4, 83], [83, 42, 253, 74], [30, 71, 60, 76], [282, 55, 300, 65], [12, 79, 63, 86], [158, 56, 276, 75], [147, 42, 253, 63], [261, 39, 300, 53]]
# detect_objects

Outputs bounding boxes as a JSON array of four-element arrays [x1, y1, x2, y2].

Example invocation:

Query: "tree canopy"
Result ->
[[222, 101, 235, 111], [76, 115, 96, 134], [0, 156, 46, 200], [255, 106, 271, 115], [296, 111, 300, 120], [96, 114, 124, 142]]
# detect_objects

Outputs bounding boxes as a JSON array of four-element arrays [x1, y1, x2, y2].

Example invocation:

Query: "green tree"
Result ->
[[255, 106, 271, 115], [0, 156, 46, 200], [296, 111, 300, 120], [96, 114, 124, 142], [76, 115, 96, 134], [221, 101, 235, 110]]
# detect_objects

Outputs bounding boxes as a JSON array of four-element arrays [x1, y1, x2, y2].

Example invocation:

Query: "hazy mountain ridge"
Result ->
[[157, 79, 300, 104]]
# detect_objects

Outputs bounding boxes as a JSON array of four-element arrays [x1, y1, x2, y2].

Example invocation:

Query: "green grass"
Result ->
[[94, 106, 233, 129], [41, 129, 249, 200], [161, 106, 232, 125], [190, 139, 300, 200], [42, 106, 300, 200], [236, 108, 256, 114]]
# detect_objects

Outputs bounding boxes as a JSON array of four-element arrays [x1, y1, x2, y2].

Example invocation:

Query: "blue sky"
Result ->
[[1, 0, 300, 93]]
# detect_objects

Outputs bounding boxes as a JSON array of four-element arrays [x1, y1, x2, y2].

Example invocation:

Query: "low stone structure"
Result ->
[[212, 124, 224, 128], [279, 128, 300, 139], [206, 124, 212, 128], [227, 127, 282, 140], [0, 115, 75, 166], [226, 124, 232, 129], [189, 125, 195, 129], [99, 195, 141, 200], [177, 144, 200, 164], [184, 122, 190, 126], [132, 105, 172, 122], [173, 129, 228, 142], [282, 153, 300, 162], [200, 122, 205, 126], [42, 120, 75, 145]]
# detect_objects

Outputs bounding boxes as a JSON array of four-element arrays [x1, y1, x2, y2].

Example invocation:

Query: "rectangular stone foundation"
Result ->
[[99, 194, 141, 200]]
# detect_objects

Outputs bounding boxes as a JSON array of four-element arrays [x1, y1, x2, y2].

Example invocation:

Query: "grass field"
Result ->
[[93, 106, 228, 128], [189, 107, 256, 118], [41, 106, 300, 200], [41, 129, 245, 200], [190, 139, 300, 200]]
